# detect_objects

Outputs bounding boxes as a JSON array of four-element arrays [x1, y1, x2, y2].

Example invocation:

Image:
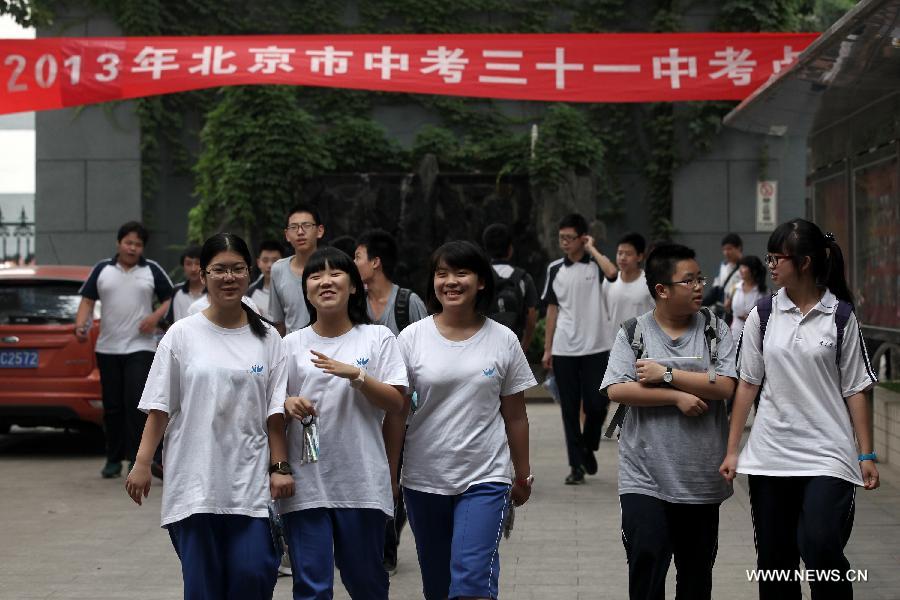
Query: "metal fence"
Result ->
[[0, 206, 35, 265]]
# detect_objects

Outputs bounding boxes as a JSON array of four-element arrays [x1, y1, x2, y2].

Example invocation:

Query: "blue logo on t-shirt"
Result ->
[[482, 367, 495, 377], [250, 364, 264, 375], [356, 357, 370, 368]]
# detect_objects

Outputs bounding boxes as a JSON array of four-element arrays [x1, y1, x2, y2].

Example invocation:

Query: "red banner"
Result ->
[[0, 34, 817, 114]]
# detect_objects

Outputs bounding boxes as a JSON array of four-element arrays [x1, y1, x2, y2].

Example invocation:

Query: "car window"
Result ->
[[0, 281, 83, 324]]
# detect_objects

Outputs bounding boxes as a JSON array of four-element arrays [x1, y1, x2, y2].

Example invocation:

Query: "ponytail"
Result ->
[[823, 235, 854, 306], [241, 301, 272, 339]]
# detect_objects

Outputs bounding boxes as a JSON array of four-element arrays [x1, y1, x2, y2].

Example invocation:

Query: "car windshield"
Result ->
[[0, 280, 83, 324]]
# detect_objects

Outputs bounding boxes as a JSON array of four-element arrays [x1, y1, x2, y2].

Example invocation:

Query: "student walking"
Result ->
[[353, 228, 428, 575], [249, 240, 285, 322], [602, 243, 737, 600], [271, 205, 325, 336], [720, 219, 879, 600], [602, 232, 655, 333], [279, 247, 408, 600], [704, 233, 743, 323], [386, 240, 536, 600], [125, 233, 293, 600], [74, 221, 174, 479], [726, 255, 766, 341], [482, 223, 540, 353], [541, 213, 617, 484], [166, 245, 205, 325]]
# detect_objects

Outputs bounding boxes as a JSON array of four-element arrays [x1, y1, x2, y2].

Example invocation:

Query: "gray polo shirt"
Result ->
[[601, 310, 737, 504], [268, 257, 310, 333], [367, 284, 428, 336]]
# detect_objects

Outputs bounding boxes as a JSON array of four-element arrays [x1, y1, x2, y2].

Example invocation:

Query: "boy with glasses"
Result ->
[[270, 205, 325, 336], [601, 243, 737, 600], [541, 213, 617, 484]]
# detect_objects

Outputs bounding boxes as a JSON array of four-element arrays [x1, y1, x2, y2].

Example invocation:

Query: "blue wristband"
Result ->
[[858, 452, 877, 462]]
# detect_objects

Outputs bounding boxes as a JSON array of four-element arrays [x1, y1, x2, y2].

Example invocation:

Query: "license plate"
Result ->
[[0, 349, 39, 368]]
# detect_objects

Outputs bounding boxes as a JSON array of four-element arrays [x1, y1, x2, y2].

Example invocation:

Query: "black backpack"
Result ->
[[604, 307, 722, 438], [488, 268, 527, 336], [393, 287, 413, 332]]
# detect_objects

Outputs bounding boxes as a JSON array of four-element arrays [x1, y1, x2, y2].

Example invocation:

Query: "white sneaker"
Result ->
[[278, 552, 292, 577]]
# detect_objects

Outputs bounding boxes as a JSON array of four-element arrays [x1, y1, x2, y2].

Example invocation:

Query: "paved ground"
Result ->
[[1, 402, 899, 599]]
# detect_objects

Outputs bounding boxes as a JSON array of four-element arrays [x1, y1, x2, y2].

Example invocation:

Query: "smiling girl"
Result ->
[[125, 233, 293, 600], [385, 240, 536, 600], [278, 246, 408, 600]]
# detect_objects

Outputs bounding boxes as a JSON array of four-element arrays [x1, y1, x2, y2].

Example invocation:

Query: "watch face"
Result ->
[[663, 372, 672, 383]]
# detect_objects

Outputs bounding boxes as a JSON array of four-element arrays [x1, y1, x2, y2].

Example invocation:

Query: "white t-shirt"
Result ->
[[169, 283, 205, 323], [187, 294, 260, 316], [600, 271, 655, 348], [278, 324, 408, 517], [736, 288, 877, 486], [138, 313, 287, 527], [542, 255, 612, 355], [248, 276, 272, 321], [730, 285, 763, 340], [80, 257, 174, 354], [398, 316, 537, 495]]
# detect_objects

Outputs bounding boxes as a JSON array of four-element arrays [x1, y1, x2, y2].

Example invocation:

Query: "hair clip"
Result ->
[[824, 231, 836, 242]]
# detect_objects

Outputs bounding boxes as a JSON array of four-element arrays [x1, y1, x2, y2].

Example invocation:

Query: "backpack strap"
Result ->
[[834, 300, 853, 395], [756, 294, 774, 351], [604, 318, 643, 439], [699, 307, 719, 383], [394, 288, 412, 332]]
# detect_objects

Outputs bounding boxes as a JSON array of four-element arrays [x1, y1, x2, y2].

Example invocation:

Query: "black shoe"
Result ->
[[101, 461, 122, 479], [582, 448, 598, 476], [565, 467, 585, 485]]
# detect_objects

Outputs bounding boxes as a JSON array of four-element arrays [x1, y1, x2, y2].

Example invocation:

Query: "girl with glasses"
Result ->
[[720, 219, 879, 599], [126, 233, 293, 600]]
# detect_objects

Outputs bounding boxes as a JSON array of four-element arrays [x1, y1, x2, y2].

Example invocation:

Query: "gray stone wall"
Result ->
[[35, 8, 143, 266]]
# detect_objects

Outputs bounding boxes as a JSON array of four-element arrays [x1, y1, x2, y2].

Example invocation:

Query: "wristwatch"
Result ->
[[350, 367, 367, 389], [268, 461, 293, 475], [663, 366, 674, 384]]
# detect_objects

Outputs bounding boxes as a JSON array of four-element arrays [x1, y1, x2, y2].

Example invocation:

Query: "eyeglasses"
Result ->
[[666, 277, 708, 289], [764, 253, 793, 268], [558, 234, 580, 243], [205, 264, 250, 279], [286, 222, 317, 233]]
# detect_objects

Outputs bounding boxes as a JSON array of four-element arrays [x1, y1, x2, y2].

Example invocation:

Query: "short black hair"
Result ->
[[302, 247, 371, 326], [558, 213, 588, 236], [180, 244, 201, 264], [721, 233, 743, 248], [286, 203, 322, 227], [257, 240, 284, 256], [357, 229, 398, 280], [616, 232, 646, 255], [329, 235, 358, 260], [117, 221, 148, 244], [481, 223, 512, 260], [644, 243, 697, 299], [425, 241, 495, 315]]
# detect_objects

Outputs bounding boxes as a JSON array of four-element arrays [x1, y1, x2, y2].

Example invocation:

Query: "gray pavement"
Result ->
[[1, 402, 899, 599]]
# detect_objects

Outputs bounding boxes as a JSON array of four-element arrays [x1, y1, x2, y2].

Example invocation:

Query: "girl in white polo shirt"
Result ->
[[125, 233, 294, 600], [278, 247, 408, 600], [720, 219, 879, 600], [386, 240, 536, 600]]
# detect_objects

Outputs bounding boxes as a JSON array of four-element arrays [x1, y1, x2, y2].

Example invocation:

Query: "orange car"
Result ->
[[0, 265, 103, 433]]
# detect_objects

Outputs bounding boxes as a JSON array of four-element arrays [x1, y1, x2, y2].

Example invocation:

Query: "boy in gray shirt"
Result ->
[[601, 243, 737, 600]]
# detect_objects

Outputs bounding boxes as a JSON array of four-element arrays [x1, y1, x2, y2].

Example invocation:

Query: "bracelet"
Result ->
[[858, 452, 877, 462]]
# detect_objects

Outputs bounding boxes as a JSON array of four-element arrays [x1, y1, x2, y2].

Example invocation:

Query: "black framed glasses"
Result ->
[[286, 222, 317, 233], [666, 276, 708, 289], [764, 253, 792, 268]]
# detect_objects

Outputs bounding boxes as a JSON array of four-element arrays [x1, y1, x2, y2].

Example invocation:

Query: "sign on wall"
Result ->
[[0, 33, 817, 115], [756, 180, 778, 232]]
